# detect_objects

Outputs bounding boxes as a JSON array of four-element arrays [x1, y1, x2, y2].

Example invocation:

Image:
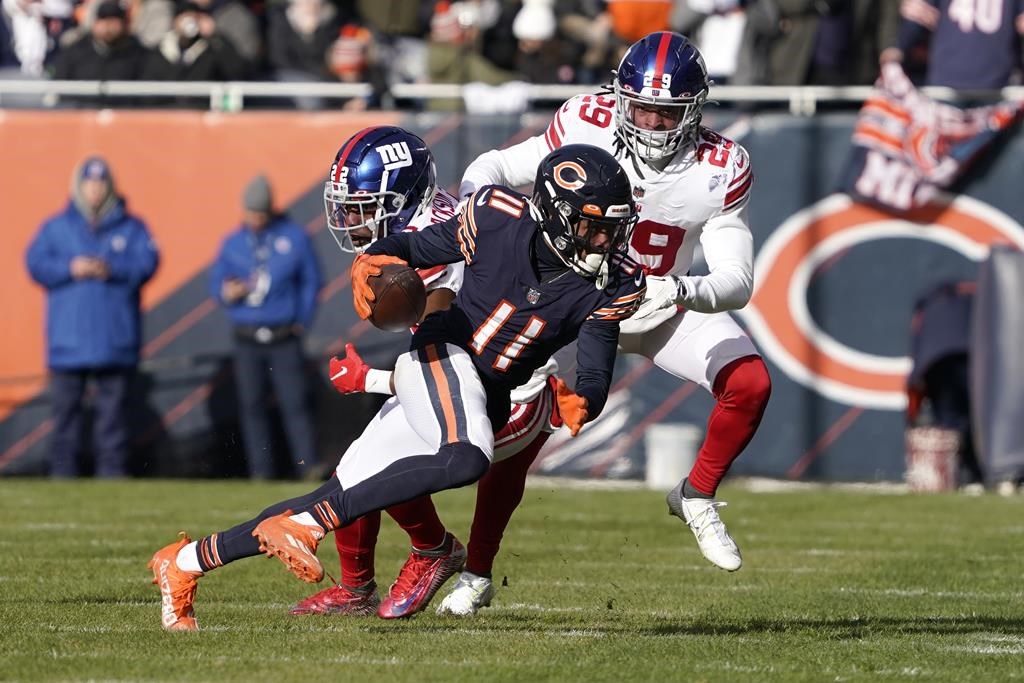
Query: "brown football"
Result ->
[[368, 263, 427, 332]]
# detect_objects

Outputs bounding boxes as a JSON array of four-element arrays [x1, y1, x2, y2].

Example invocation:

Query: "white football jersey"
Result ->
[[404, 187, 464, 293], [461, 93, 755, 314]]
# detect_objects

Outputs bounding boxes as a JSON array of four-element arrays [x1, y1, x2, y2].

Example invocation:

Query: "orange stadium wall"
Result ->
[[0, 109, 399, 420]]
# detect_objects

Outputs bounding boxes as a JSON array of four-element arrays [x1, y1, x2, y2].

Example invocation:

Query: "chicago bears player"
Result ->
[[457, 31, 772, 580], [148, 144, 646, 631], [295, 125, 561, 619]]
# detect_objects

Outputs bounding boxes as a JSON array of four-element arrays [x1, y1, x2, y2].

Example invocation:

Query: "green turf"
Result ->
[[1, 479, 1021, 682]]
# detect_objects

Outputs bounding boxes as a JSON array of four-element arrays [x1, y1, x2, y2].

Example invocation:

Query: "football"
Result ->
[[367, 263, 427, 332]]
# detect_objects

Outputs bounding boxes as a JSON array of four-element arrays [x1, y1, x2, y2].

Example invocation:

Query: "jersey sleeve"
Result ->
[[586, 288, 646, 322], [459, 94, 608, 197], [588, 259, 647, 322], [721, 141, 753, 214], [365, 216, 465, 268], [422, 261, 465, 294]]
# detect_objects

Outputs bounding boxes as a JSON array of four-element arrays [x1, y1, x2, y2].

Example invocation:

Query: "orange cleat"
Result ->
[[148, 533, 202, 632], [252, 511, 326, 583]]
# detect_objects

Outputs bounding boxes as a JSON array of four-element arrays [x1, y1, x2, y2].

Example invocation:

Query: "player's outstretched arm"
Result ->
[[459, 132, 550, 197]]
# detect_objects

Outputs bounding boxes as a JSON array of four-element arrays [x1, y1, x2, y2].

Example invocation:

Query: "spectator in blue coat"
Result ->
[[26, 156, 159, 478], [210, 174, 323, 479]]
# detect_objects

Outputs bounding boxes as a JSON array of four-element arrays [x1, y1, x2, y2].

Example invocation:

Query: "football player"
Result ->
[[293, 125, 560, 618], [452, 32, 772, 592], [148, 144, 647, 631]]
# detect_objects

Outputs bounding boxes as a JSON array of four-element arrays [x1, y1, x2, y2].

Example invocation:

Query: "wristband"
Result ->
[[364, 369, 394, 395]]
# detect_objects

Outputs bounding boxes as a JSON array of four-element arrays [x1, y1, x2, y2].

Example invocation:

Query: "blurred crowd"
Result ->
[[2, 0, 1021, 109]]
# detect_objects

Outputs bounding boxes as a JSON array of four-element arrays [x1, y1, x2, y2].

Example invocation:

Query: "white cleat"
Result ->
[[435, 571, 496, 616], [666, 481, 742, 571]]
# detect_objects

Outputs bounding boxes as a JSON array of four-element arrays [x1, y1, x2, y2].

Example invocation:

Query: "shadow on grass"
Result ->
[[358, 613, 1024, 640]]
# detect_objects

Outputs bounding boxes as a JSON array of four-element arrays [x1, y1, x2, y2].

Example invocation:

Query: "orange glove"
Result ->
[[555, 378, 589, 437], [350, 254, 407, 319]]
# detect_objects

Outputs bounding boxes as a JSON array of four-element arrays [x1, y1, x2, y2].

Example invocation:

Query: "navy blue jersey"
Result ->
[[898, 0, 1024, 88], [365, 185, 646, 418]]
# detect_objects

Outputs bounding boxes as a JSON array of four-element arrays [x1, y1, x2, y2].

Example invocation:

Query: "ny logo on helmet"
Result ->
[[377, 141, 413, 170]]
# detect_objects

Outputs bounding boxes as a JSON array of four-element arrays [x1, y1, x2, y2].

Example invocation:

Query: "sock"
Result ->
[[290, 512, 320, 527], [176, 541, 202, 573], [337, 512, 381, 588], [682, 477, 711, 500], [386, 496, 447, 551], [197, 477, 343, 572], [686, 356, 771, 497], [465, 432, 548, 576]]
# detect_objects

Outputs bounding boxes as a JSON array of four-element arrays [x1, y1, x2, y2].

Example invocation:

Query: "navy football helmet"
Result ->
[[613, 31, 710, 161], [324, 126, 437, 253], [533, 144, 637, 282]]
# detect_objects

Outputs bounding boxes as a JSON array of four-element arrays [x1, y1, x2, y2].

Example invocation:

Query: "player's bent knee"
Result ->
[[718, 356, 772, 409], [437, 442, 490, 489]]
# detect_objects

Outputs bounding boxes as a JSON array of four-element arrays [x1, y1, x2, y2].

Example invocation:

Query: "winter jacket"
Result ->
[[209, 217, 322, 330], [26, 199, 159, 370]]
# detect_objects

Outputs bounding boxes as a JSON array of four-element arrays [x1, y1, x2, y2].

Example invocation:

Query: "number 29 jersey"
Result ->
[[461, 93, 754, 283]]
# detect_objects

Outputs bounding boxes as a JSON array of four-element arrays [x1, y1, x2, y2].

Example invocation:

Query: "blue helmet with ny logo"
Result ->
[[324, 126, 437, 253], [613, 31, 710, 162]]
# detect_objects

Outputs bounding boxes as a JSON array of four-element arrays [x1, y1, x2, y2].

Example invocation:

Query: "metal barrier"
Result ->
[[2, 79, 1023, 115]]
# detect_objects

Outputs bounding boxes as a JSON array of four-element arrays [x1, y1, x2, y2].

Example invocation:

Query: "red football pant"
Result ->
[[465, 431, 550, 576], [686, 355, 771, 496], [335, 496, 446, 588]]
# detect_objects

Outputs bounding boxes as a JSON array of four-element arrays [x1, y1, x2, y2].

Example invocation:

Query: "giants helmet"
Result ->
[[324, 126, 437, 253], [533, 144, 637, 282], [613, 31, 710, 162]]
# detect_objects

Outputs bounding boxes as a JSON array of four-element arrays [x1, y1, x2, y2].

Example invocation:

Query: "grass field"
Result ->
[[1, 479, 1022, 682]]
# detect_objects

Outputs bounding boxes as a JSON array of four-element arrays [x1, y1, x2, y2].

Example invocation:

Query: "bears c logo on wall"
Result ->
[[739, 193, 1024, 410]]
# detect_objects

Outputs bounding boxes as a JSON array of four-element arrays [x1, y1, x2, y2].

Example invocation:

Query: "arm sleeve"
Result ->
[[25, 223, 73, 289], [459, 134, 550, 197], [674, 205, 754, 313], [573, 319, 620, 420], [106, 222, 159, 287], [297, 232, 323, 329], [365, 214, 467, 267]]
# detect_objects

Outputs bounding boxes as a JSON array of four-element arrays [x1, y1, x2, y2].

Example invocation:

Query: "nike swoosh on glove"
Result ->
[[329, 343, 369, 394], [555, 378, 589, 437], [350, 254, 408, 319]]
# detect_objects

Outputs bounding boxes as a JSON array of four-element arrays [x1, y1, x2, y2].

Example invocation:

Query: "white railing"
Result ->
[[1, 79, 1022, 115]]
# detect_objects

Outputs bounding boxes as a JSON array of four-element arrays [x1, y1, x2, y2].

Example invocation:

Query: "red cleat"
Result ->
[[377, 534, 466, 619], [289, 582, 381, 616]]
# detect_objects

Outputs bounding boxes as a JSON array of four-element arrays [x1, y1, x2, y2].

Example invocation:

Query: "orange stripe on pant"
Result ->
[[425, 345, 460, 445]]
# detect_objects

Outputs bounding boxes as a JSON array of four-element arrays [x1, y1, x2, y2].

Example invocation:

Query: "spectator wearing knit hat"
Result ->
[[209, 174, 323, 479], [512, 0, 579, 84], [25, 156, 160, 478]]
